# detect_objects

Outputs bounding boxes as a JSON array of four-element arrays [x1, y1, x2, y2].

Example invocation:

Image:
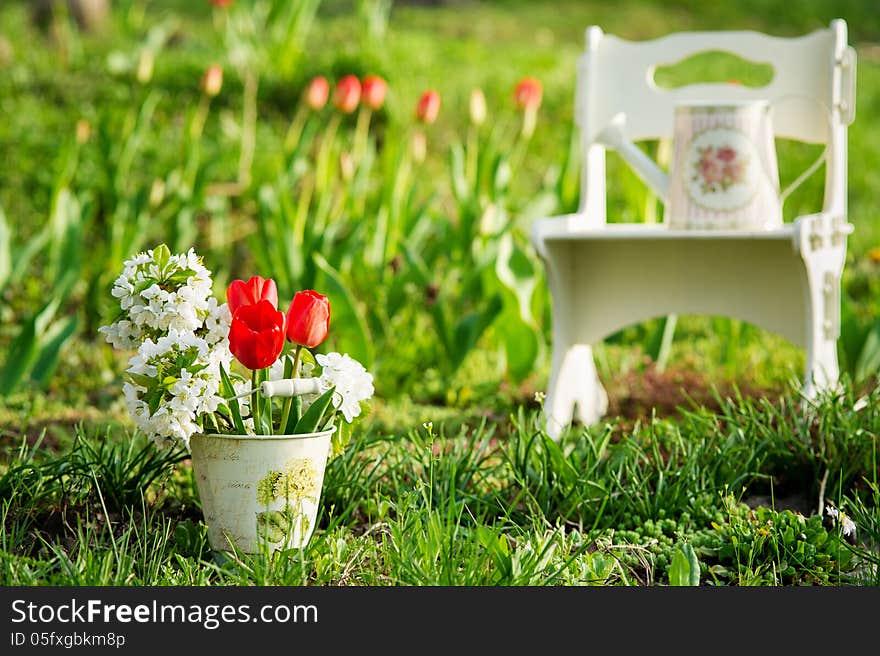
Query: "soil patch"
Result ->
[[605, 363, 777, 424]]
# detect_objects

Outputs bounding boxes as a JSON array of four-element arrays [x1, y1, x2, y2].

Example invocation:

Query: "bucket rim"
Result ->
[[195, 426, 336, 442]]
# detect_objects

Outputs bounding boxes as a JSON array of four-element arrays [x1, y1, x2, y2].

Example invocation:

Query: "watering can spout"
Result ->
[[597, 113, 670, 202]]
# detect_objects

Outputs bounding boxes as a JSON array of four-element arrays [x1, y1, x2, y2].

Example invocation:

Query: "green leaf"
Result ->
[[0, 205, 9, 290], [293, 387, 336, 435], [283, 395, 303, 434], [494, 233, 536, 324], [30, 315, 79, 387], [668, 543, 701, 586], [0, 316, 39, 396], [492, 154, 512, 196], [451, 294, 503, 372], [330, 420, 353, 458], [312, 252, 373, 368], [218, 364, 246, 435], [52, 194, 82, 297], [449, 141, 469, 206], [4, 228, 48, 296], [167, 268, 197, 283], [153, 243, 171, 270], [643, 314, 678, 371], [838, 296, 865, 377], [126, 372, 156, 388], [854, 316, 880, 383], [498, 309, 539, 383]]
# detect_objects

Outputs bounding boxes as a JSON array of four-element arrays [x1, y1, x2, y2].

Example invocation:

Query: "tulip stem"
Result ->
[[353, 106, 372, 170], [251, 369, 260, 435], [265, 368, 273, 435], [284, 104, 308, 153], [238, 69, 258, 190], [465, 124, 479, 189], [279, 345, 304, 434], [184, 94, 211, 191]]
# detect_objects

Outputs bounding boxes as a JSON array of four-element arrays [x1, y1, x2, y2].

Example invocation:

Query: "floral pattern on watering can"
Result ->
[[667, 101, 782, 231]]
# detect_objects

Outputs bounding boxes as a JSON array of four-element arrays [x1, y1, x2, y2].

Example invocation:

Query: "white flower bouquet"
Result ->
[[100, 244, 374, 455]]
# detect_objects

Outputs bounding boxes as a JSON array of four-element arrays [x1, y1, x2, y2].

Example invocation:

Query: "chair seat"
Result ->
[[533, 215, 797, 243]]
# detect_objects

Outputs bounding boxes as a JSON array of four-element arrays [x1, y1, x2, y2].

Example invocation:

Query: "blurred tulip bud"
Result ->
[[415, 90, 440, 124], [201, 64, 223, 97], [136, 49, 154, 84], [210, 0, 233, 7], [868, 246, 880, 264], [75, 119, 91, 145], [305, 75, 329, 110], [149, 178, 166, 207], [333, 75, 361, 113], [469, 88, 487, 126], [339, 151, 354, 182], [513, 76, 542, 111], [361, 75, 388, 110], [410, 130, 427, 164]]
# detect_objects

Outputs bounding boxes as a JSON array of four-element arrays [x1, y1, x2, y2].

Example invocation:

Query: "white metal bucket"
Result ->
[[190, 427, 334, 554]]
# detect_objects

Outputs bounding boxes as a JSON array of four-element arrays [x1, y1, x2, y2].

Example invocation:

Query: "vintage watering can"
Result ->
[[597, 99, 827, 230]]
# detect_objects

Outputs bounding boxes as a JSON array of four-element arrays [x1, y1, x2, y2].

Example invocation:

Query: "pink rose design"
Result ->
[[699, 152, 724, 185], [723, 161, 746, 184], [716, 146, 737, 162]]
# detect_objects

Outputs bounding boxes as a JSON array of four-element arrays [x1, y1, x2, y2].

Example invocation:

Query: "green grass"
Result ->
[[0, 0, 878, 586], [1, 382, 876, 585]]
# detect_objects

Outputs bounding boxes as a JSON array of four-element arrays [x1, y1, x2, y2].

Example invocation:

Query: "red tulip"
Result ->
[[226, 276, 278, 315], [285, 290, 330, 348], [415, 90, 440, 124], [210, 0, 233, 7], [361, 75, 387, 110], [333, 75, 361, 114], [305, 76, 329, 110], [229, 300, 285, 370], [513, 77, 542, 111]]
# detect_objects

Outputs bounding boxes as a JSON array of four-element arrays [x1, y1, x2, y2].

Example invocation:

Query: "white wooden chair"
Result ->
[[532, 20, 857, 439]]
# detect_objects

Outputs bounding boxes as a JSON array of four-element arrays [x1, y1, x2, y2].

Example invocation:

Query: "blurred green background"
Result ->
[[0, 0, 878, 425]]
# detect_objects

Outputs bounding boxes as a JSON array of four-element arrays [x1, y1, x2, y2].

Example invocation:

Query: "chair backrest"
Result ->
[[575, 20, 856, 221]]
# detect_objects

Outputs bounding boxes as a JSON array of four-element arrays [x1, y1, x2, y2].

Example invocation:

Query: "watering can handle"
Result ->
[[768, 95, 834, 206], [596, 113, 670, 202]]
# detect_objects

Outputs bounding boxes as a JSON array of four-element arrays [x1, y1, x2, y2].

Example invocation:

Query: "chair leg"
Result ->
[[803, 269, 841, 399], [543, 344, 608, 440]]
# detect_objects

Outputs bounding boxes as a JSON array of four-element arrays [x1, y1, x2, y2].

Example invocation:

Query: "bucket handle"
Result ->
[[226, 377, 323, 400]]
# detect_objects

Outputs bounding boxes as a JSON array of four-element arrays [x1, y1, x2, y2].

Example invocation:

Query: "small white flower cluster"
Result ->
[[99, 247, 219, 349], [316, 352, 374, 423], [123, 330, 231, 449], [101, 246, 232, 450], [825, 504, 857, 538]]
